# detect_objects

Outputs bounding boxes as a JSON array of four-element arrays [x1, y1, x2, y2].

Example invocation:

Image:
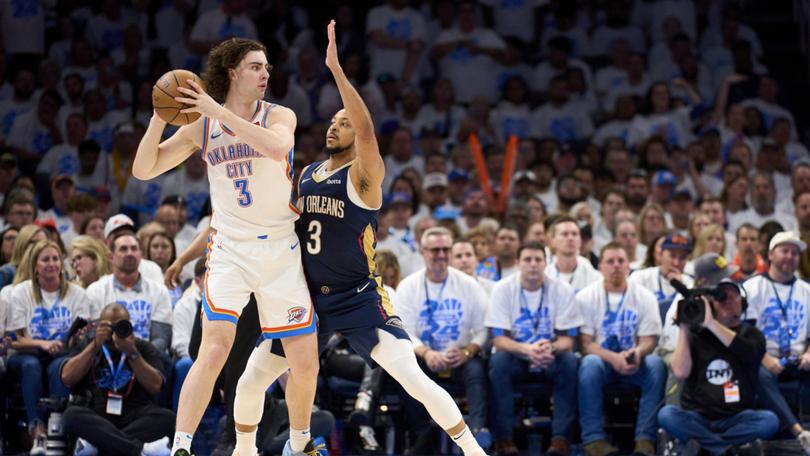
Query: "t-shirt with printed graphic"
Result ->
[[743, 274, 810, 358], [395, 267, 488, 352], [433, 26, 507, 104], [576, 279, 662, 350], [85, 274, 172, 341], [7, 281, 90, 341], [530, 100, 595, 142], [366, 4, 427, 81], [628, 266, 694, 307], [681, 323, 765, 420], [545, 255, 603, 293], [486, 274, 583, 352]]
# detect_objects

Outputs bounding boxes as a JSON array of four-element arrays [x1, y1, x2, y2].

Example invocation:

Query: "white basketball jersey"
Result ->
[[200, 100, 299, 240]]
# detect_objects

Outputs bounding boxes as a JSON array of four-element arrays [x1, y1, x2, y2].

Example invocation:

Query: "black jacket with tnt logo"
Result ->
[[681, 323, 766, 420]]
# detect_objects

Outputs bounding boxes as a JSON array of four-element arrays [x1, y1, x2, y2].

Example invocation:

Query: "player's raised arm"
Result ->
[[133, 115, 201, 181], [325, 20, 384, 187]]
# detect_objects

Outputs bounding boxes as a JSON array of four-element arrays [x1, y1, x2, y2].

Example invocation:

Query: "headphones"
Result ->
[[716, 279, 748, 315]]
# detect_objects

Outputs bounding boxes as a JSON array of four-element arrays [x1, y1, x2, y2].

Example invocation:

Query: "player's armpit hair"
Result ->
[[359, 176, 370, 194]]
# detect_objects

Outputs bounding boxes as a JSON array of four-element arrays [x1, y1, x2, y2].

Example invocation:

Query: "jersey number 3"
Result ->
[[234, 179, 253, 207], [307, 220, 321, 254]]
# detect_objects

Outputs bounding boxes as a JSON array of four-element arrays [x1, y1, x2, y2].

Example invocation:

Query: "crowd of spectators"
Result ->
[[1, 0, 810, 455]]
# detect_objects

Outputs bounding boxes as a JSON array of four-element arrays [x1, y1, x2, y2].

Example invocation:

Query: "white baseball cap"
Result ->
[[769, 231, 807, 252], [104, 214, 135, 239], [422, 172, 448, 190]]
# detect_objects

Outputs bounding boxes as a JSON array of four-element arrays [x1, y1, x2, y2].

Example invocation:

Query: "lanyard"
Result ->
[[657, 273, 676, 301], [519, 285, 546, 341], [605, 288, 628, 321], [770, 280, 795, 338], [101, 344, 128, 392]]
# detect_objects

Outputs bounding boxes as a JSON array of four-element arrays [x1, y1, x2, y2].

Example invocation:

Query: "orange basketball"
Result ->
[[151, 69, 205, 126]]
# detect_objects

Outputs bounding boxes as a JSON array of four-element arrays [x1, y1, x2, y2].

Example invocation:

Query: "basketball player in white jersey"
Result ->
[[133, 39, 319, 456]]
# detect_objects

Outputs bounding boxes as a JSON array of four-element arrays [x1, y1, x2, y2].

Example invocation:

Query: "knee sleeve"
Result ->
[[234, 342, 290, 426], [370, 331, 463, 430]]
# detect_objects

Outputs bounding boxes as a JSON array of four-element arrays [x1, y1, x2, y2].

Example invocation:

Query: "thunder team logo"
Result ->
[[288, 306, 306, 323]]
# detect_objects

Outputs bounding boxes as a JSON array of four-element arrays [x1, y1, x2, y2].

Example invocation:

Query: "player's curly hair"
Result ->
[[203, 38, 268, 102]]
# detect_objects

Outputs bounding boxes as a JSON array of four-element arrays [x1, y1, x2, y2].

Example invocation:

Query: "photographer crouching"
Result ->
[[59, 302, 174, 455], [657, 280, 779, 455]]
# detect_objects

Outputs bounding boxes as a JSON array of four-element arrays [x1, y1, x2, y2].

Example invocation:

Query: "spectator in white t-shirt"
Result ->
[[450, 239, 494, 295], [366, 0, 427, 83], [188, 0, 257, 55], [776, 162, 810, 217], [6, 239, 90, 453], [36, 113, 87, 180], [770, 118, 810, 165], [740, 76, 797, 139], [532, 36, 593, 95], [160, 156, 209, 225], [86, 232, 172, 353], [430, 1, 506, 104], [743, 232, 810, 451], [628, 81, 697, 149], [382, 128, 424, 192], [478, 0, 543, 45], [629, 233, 695, 322], [490, 76, 533, 144], [486, 241, 581, 456], [6, 90, 64, 162], [0, 68, 36, 141], [577, 243, 666, 456], [395, 227, 490, 446], [590, 0, 646, 57], [531, 76, 594, 143], [545, 216, 603, 293], [102, 214, 169, 289], [39, 174, 76, 237]]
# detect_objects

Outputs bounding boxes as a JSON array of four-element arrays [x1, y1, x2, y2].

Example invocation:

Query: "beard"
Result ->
[[558, 194, 582, 207], [324, 143, 353, 156]]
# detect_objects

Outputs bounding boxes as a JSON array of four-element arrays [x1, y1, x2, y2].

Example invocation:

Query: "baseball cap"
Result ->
[[652, 170, 677, 187], [161, 195, 187, 207], [671, 187, 693, 200], [385, 192, 412, 208], [52, 174, 75, 187], [92, 186, 112, 202], [34, 218, 58, 232], [448, 169, 470, 182], [514, 170, 537, 183], [432, 206, 461, 221], [104, 213, 135, 238], [0, 153, 17, 168], [769, 231, 807, 252], [661, 233, 693, 252], [693, 253, 738, 287], [422, 173, 448, 191]]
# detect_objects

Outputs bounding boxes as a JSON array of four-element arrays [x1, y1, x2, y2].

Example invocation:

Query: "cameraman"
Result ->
[[59, 302, 174, 456], [658, 282, 778, 455]]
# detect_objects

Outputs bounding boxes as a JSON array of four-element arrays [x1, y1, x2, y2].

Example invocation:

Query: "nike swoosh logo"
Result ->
[[290, 241, 299, 250], [357, 282, 371, 293], [301, 178, 312, 184], [211, 131, 222, 139]]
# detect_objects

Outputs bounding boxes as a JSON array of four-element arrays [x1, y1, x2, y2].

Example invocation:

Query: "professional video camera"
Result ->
[[670, 279, 728, 328]]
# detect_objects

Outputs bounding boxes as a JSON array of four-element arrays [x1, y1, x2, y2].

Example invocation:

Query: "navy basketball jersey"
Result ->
[[296, 160, 380, 293]]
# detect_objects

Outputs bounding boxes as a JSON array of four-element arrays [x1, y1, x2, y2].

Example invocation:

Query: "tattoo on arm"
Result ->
[[359, 176, 370, 194]]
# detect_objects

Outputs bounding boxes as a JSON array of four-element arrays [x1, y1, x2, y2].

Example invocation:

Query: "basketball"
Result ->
[[152, 69, 205, 126]]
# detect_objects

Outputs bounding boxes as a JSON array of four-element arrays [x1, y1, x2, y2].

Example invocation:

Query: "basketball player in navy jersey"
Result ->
[[227, 21, 488, 456]]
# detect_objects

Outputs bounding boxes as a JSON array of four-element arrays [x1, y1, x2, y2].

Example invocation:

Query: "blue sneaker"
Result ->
[[281, 438, 328, 456]]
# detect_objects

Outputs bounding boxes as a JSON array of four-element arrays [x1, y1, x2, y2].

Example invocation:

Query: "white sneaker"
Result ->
[[30, 433, 47, 456], [798, 430, 810, 455], [142, 437, 171, 456], [74, 438, 98, 456]]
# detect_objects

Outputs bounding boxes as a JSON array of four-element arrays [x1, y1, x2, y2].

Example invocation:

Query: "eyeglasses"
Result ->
[[9, 210, 34, 217], [426, 247, 451, 255]]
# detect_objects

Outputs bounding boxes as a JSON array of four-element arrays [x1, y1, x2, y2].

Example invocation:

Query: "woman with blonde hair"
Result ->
[[685, 224, 727, 275], [375, 249, 401, 290], [638, 203, 668, 247], [687, 213, 712, 243], [6, 240, 89, 453], [0, 224, 47, 287], [69, 236, 112, 288]]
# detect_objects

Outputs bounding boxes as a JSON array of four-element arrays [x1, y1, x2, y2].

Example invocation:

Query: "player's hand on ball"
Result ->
[[325, 20, 339, 71], [175, 79, 222, 119]]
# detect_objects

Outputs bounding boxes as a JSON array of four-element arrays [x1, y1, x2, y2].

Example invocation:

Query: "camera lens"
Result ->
[[113, 320, 133, 338]]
